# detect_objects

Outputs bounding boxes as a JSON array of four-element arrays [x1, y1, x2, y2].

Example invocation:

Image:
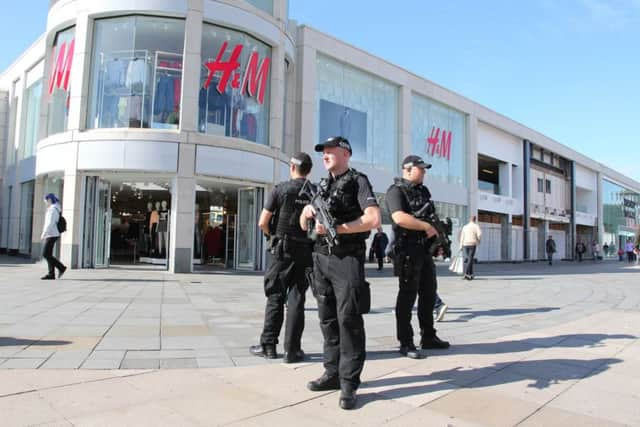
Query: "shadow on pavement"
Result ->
[[358, 357, 623, 408], [0, 337, 72, 347], [366, 333, 635, 361], [443, 307, 561, 322]]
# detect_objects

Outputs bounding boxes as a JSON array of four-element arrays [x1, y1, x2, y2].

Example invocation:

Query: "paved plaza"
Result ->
[[0, 256, 639, 426]]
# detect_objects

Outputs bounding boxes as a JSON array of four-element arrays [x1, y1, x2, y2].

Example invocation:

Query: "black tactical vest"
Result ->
[[391, 178, 433, 241], [322, 168, 370, 243], [274, 178, 310, 241]]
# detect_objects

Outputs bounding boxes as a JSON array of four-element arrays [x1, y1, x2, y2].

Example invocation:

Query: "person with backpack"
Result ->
[[40, 193, 67, 280], [546, 235, 556, 266]]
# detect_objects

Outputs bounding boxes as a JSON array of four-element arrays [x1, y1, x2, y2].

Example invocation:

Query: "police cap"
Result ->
[[290, 152, 312, 170], [314, 136, 352, 154], [402, 155, 432, 170]]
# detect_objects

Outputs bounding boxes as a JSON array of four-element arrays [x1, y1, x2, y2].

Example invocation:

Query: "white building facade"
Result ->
[[1, 0, 639, 273]]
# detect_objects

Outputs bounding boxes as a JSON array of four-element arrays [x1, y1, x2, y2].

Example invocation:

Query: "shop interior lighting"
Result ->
[[482, 169, 495, 174]]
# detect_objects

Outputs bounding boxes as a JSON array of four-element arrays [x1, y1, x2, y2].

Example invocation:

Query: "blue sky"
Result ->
[[1, 1, 638, 181]]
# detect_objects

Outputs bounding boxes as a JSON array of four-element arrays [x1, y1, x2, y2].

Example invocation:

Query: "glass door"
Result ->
[[95, 179, 111, 268], [235, 187, 263, 270]]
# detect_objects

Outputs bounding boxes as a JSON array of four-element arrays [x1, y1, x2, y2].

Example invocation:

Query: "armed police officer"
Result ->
[[386, 155, 450, 360], [249, 152, 314, 363], [300, 136, 381, 410]]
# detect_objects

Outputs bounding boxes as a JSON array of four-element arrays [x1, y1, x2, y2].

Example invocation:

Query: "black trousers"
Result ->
[[42, 237, 65, 276], [463, 245, 476, 276], [311, 244, 366, 389], [395, 246, 437, 346], [260, 240, 312, 353]]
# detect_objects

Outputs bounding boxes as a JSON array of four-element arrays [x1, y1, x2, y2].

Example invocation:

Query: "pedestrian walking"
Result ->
[[40, 193, 66, 280], [546, 235, 556, 265], [372, 227, 389, 270], [459, 216, 482, 280], [301, 136, 381, 410], [592, 241, 601, 261], [576, 241, 586, 262], [385, 154, 450, 361], [249, 153, 314, 363], [625, 239, 635, 264]]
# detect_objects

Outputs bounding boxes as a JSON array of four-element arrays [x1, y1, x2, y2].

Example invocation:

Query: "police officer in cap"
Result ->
[[385, 155, 450, 359], [300, 136, 381, 410], [249, 152, 314, 363]]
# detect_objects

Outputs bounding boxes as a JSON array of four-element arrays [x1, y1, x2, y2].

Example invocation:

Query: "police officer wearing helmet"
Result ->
[[385, 155, 450, 360], [300, 136, 381, 410], [249, 152, 314, 363]]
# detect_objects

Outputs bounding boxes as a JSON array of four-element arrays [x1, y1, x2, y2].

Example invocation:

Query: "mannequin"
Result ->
[[194, 203, 201, 259], [149, 201, 160, 255], [144, 202, 153, 255], [158, 200, 169, 257]]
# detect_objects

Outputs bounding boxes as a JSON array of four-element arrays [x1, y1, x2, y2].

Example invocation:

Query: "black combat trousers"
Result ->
[[311, 243, 367, 390], [395, 245, 437, 346], [260, 239, 313, 353], [42, 237, 65, 276]]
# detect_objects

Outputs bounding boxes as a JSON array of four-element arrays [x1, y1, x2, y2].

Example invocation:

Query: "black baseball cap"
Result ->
[[290, 152, 312, 169], [402, 155, 431, 169], [314, 136, 352, 154]]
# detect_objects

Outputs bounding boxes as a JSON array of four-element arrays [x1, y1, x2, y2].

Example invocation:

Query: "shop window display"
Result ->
[[47, 27, 75, 136], [87, 16, 185, 129], [316, 54, 398, 172], [199, 24, 271, 145]]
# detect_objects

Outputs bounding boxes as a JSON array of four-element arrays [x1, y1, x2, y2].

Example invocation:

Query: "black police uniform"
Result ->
[[310, 168, 378, 391], [386, 177, 440, 348], [259, 178, 313, 356]]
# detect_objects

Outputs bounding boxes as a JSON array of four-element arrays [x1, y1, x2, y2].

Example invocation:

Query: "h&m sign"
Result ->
[[203, 42, 271, 105]]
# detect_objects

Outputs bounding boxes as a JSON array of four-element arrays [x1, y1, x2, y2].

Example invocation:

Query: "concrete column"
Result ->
[[60, 170, 83, 268], [523, 140, 531, 259], [180, 3, 203, 133], [0, 91, 7, 250], [294, 36, 316, 176], [169, 144, 196, 273], [596, 172, 604, 245], [499, 162, 512, 197], [399, 86, 411, 168], [31, 176, 46, 260], [467, 114, 479, 218], [7, 75, 27, 252], [570, 160, 577, 260], [501, 214, 512, 261], [269, 44, 285, 184]]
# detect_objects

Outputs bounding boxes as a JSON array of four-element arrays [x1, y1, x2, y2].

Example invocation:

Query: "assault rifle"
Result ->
[[414, 201, 453, 257], [299, 180, 339, 250]]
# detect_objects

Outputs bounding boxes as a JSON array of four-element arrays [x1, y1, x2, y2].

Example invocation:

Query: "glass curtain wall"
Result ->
[[87, 16, 185, 129], [47, 27, 75, 135], [246, 0, 274, 14], [199, 23, 272, 145], [19, 181, 35, 254], [411, 94, 467, 186], [316, 54, 398, 173], [21, 62, 44, 159], [602, 179, 639, 250]]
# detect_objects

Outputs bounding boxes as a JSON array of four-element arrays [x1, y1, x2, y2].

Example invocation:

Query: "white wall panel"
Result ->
[[575, 164, 597, 190], [196, 145, 273, 183], [478, 122, 521, 165], [36, 143, 75, 175]]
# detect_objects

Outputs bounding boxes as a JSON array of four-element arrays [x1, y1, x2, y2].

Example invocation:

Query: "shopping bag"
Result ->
[[449, 252, 463, 275]]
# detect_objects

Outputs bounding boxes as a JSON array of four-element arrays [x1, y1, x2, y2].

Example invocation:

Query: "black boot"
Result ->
[[249, 344, 277, 359], [283, 349, 305, 364], [421, 335, 450, 349], [307, 372, 340, 391], [339, 386, 357, 410], [41, 274, 55, 280], [399, 343, 424, 359]]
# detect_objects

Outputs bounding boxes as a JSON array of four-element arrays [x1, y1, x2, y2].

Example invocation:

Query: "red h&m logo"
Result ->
[[425, 126, 452, 161], [48, 39, 75, 96], [203, 42, 271, 104]]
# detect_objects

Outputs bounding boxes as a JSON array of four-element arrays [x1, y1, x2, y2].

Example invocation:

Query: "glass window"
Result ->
[[246, 0, 274, 14], [19, 180, 35, 254], [602, 179, 639, 249], [545, 179, 551, 194], [21, 63, 44, 159], [47, 27, 75, 135], [316, 54, 399, 172], [199, 24, 272, 145], [411, 94, 467, 186], [87, 16, 185, 129], [6, 80, 19, 168], [537, 178, 543, 192]]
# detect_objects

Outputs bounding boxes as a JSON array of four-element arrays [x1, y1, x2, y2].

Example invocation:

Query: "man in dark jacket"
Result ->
[[546, 236, 556, 265], [372, 228, 389, 270]]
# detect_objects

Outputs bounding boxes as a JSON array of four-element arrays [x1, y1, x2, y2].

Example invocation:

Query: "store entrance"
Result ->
[[82, 176, 172, 268], [194, 181, 264, 272]]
